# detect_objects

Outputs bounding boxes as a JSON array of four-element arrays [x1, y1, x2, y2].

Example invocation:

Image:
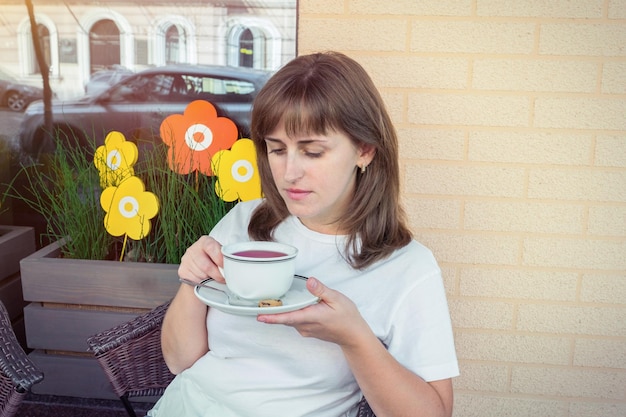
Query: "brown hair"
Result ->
[[248, 51, 411, 269]]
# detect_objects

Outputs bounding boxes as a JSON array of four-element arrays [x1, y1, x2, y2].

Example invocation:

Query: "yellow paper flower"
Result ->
[[100, 176, 159, 240], [94, 131, 138, 188], [211, 138, 262, 202]]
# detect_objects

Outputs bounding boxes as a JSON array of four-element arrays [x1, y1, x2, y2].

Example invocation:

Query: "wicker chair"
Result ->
[[87, 301, 376, 417], [0, 300, 44, 417], [86, 302, 174, 417]]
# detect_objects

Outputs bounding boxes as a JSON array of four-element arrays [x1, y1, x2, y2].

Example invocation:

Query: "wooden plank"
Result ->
[[0, 272, 26, 321], [24, 303, 143, 352], [28, 350, 162, 402], [28, 350, 118, 399], [0, 225, 35, 279], [20, 239, 179, 309]]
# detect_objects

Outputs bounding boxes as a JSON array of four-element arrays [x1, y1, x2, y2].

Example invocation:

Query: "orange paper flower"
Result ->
[[212, 138, 262, 202], [159, 100, 238, 176]]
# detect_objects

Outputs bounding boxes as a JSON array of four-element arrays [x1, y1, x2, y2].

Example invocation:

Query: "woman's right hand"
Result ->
[[163, 236, 224, 374], [178, 235, 226, 284]]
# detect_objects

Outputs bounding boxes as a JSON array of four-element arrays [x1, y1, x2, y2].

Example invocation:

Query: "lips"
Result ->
[[285, 188, 311, 201]]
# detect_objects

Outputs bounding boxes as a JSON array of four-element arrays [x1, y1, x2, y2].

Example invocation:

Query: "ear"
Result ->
[[357, 143, 376, 167]]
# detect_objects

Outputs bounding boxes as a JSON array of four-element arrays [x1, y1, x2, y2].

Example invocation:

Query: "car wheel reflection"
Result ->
[[6, 91, 26, 112]]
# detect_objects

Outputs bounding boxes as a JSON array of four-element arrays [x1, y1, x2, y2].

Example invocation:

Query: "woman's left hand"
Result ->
[[257, 277, 369, 347]]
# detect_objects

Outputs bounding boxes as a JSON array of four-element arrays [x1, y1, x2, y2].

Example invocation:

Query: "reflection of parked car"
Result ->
[[84, 66, 133, 95], [0, 68, 46, 112], [19, 64, 272, 156]]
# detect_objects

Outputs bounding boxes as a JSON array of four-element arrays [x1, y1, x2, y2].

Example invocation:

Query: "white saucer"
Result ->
[[194, 275, 320, 316]]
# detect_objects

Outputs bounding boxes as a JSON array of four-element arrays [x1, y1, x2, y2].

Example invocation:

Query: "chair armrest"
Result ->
[[0, 302, 44, 392], [87, 302, 170, 356], [357, 397, 375, 417], [87, 301, 174, 398]]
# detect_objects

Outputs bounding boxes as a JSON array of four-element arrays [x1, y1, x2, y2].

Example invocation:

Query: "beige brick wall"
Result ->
[[299, 1, 626, 415]]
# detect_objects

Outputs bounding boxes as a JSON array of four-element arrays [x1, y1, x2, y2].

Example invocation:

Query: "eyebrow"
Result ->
[[264, 137, 326, 145]]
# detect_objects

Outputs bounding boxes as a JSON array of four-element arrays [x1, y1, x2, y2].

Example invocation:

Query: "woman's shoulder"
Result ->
[[230, 198, 264, 216], [375, 239, 441, 280]]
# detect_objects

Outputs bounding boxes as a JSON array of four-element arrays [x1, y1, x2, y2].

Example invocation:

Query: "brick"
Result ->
[[298, 18, 406, 51], [359, 56, 468, 89], [468, 131, 593, 165], [574, 338, 626, 369], [588, 205, 626, 237], [455, 332, 571, 365], [464, 201, 585, 234], [523, 237, 626, 270], [459, 268, 578, 301], [420, 233, 520, 265], [540, 23, 626, 56], [594, 135, 626, 167], [511, 367, 626, 399], [398, 128, 466, 160], [404, 197, 461, 230], [408, 93, 530, 127], [449, 299, 515, 330], [580, 273, 626, 305], [477, 0, 604, 18], [380, 91, 405, 124], [602, 62, 626, 94], [405, 164, 526, 197], [608, 0, 626, 18], [473, 59, 598, 93], [440, 265, 457, 295], [454, 393, 569, 417], [517, 304, 626, 337], [534, 97, 626, 130], [570, 402, 626, 417], [453, 362, 509, 392], [527, 169, 626, 202], [349, 0, 472, 16], [410, 21, 535, 54], [298, 0, 345, 14]]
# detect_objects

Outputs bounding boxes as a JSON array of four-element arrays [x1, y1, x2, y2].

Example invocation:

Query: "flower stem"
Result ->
[[119, 233, 128, 262]]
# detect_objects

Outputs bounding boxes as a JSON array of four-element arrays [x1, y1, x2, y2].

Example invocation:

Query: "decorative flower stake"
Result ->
[[159, 100, 238, 176], [94, 131, 138, 188], [211, 138, 262, 202], [100, 176, 159, 260]]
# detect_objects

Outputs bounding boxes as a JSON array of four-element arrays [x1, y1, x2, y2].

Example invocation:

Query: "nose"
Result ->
[[283, 152, 304, 183]]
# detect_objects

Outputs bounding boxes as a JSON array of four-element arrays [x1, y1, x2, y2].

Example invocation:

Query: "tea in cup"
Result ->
[[221, 241, 298, 301]]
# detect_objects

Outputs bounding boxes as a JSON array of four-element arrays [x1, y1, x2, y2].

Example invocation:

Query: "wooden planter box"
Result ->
[[20, 238, 179, 399], [0, 225, 35, 348]]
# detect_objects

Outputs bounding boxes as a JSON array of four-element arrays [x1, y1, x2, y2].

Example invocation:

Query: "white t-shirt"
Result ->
[[148, 199, 459, 417]]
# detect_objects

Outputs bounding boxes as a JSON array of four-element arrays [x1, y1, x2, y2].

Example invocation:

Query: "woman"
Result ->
[[151, 51, 458, 417]]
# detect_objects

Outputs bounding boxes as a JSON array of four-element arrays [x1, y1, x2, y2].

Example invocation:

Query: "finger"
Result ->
[[306, 277, 336, 304]]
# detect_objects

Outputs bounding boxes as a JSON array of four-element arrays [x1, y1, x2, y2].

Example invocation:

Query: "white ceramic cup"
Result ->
[[220, 241, 298, 300]]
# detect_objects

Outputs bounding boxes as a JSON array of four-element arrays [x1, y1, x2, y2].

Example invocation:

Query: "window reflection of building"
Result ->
[[239, 28, 254, 68], [226, 18, 281, 70], [34, 24, 51, 74], [17, 13, 59, 78], [154, 18, 194, 66], [89, 19, 121, 74], [165, 25, 180, 64], [9, 2, 294, 99]]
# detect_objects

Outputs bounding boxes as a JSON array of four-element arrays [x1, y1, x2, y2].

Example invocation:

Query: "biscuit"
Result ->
[[258, 299, 283, 307]]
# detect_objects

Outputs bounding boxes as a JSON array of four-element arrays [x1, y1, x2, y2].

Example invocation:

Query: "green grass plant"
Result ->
[[4, 129, 234, 264]]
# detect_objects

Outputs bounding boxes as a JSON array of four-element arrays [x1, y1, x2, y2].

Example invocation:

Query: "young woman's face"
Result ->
[[264, 125, 372, 234]]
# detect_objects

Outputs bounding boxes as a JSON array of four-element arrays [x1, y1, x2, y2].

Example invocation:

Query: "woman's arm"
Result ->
[[161, 236, 225, 374], [258, 277, 454, 417], [342, 328, 453, 417]]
